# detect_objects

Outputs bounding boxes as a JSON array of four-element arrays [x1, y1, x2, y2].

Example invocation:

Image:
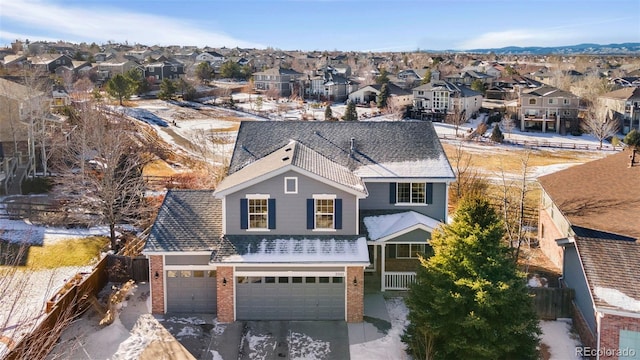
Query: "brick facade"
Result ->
[[572, 301, 597, 350], [216, 266, 235, 323], [346, 266, 364, 323], [599, 313, 640, 359], [538, 206, 565, 269], [149, 255, 164, 314]]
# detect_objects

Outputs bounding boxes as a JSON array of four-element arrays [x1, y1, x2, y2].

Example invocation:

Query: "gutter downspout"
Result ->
[[596, 310, 604, 360]]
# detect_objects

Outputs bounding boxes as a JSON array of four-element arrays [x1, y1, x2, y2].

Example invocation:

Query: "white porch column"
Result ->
[[381, 244, 386, 292]]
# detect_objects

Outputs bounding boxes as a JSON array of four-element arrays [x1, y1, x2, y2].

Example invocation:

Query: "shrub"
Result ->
[[491, 125, 504, 143], [22, 177, 53, 194]]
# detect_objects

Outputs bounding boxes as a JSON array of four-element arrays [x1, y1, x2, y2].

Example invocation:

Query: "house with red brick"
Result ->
[[538, 150, 640, 358], [143, 121, 455, 323]]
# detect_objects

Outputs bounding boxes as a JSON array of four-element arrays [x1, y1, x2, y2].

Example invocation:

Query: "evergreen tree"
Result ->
[[624, 128, 640, 149], [126, 68, 149, 95], [377, 83, 390, 109], [324, 104, 334, 121], [158, 78, 177, 100], [220, 60, 242, 79], [375, 68, 390, 84], [195, 62, 213, 83], [342, 100, 358, 121], [403, 196, 540, 360], [491, 124, 504, 143], [471, 79, 487, 94], [105, 74, 134, 105], [421, 69, 432, 85]]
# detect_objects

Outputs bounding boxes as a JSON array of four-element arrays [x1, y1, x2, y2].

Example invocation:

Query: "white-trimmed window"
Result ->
[[397, 183, 426, 204], [563, 99, 570, 105], [529, 98, 536, 105], [394, 244, 427, 259], [315, 198, 334, 229], [241, 194, 273, 230], [284, 177, 298, 194]]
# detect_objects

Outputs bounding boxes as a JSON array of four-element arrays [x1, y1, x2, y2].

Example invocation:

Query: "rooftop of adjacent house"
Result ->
[[216, 140, 367, 195], [0, 78, 44, 101], [253, 66, 303, 76], [412, 80, 482, 98], [522, 85, 577, 98], [600, 86, 640, 100], [359, 83, 412, 96], [228, 121, 455, 180], [576, 236, 640, 313], [538, 149, 640, 240], [211, 235, 369, 264], [145, 190, 222, 252]]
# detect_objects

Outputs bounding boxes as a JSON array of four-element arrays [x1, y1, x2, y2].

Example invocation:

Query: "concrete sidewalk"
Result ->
[[348, 293, 392, 345]]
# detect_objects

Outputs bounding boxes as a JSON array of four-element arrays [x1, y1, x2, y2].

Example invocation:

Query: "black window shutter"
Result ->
[[426, 183, 433, 204], [335, 199, 342, 229], [240, 199, 248, 229], [388, 244, 396, 259], [389, 183, 396, 204], [306, 199, 314, 229], [268, 199, 276, 229]]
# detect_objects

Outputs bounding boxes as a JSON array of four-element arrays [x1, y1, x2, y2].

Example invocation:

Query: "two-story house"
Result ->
[[144, 60, 185, 84], [597, 87, 640, 134], [195, 51, 225, 64], [95, 59, 143, 83], [252, 66, 303, 97], [143, 121, 455, 323], [537, 150, 640, 356], [518, 85, 580, 134], [347, 83, 413, 107], [306, 69, 357, 102], [28, 54, 74, 73], [412, 80, 483, 121]]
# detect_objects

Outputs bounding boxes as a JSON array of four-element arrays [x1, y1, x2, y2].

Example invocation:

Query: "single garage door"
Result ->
[[236, 276, 344, 320], [166, 270, 216, 313]]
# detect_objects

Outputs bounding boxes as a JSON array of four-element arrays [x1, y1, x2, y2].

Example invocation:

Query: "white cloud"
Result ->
[[456, 29, 575, 50], [0, 0, 264, 48]]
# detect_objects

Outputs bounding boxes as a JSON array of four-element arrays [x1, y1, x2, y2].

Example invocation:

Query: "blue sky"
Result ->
[[1, 0, 638, 51]]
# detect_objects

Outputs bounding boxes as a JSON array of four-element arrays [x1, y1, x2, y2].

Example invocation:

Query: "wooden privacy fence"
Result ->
[[528, 287, 574, 320], [107, 254, 149, 283], [5, 256, 109, 360]]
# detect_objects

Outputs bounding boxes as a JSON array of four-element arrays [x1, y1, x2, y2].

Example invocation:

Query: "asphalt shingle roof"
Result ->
[[145, 190, 222, 252], [576, 236, 640, 311], [228, 121, 455, 180], [538, 150, 640, 240], [216, 140, 366, 194]]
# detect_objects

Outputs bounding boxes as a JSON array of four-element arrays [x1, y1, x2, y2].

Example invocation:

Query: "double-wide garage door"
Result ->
[[236, 276, 345, 320], [166, 270, 216, 313]]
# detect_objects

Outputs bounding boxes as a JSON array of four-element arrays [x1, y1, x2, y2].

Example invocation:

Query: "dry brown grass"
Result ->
[[142, 159, 179, 177]]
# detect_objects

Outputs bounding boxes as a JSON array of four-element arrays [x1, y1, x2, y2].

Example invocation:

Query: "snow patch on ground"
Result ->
[[176, 325, 199, 338], [594, 287, 640, 312], [289, 332, 331, 360], [210, 350, 224, 360], [539, 319, 582, 360], [350, 297, 410, 360], [245, 331, 276, 360]]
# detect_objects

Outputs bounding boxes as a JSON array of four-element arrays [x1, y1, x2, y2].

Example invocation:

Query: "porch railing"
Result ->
[[384, 271, 416, 291]]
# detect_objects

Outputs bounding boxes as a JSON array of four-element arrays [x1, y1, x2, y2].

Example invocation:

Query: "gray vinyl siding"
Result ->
[[165, 255, 211, 266], [225, 170, 357, 235], [360, 182, 447, 222], [563, 245, 596, 333], [386, 229, 432, 242]]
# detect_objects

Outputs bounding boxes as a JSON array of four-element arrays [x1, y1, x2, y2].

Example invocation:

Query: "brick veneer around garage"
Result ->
[[216, 266, 234, 323], [149, 255, 164, 314], [599, 313, 640, 359], [346, 266, 364, 323]]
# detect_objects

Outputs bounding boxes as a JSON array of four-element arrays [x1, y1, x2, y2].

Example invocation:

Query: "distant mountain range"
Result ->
[[436, 43, 640, 55]]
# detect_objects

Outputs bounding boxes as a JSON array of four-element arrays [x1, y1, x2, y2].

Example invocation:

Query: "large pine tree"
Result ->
[[403, 196, 540, 360], [342, 100, 358, 121]]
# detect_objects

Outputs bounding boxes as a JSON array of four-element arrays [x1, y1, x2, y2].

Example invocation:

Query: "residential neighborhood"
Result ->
[[1, 6, 640, 359]]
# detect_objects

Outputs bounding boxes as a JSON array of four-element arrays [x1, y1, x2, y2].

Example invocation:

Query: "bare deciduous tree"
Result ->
[[446, 92, 466, 137], [51, 104, 151, 250], [448, 142, 488, 208], [582, 105, 619, 150]]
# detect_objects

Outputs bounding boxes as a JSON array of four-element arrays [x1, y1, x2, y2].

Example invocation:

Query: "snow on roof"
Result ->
[[594, 286, 640, 312], [364, 211, 442, 241], [353, 154, 455, 179], [218, 237, 369, 264]]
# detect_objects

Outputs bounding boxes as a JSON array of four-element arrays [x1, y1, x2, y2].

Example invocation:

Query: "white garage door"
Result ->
[[236, 276, 344, 320], [166, 270, 216, 313]]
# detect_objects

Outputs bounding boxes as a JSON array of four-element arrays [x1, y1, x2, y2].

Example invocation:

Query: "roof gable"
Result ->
[[229, 121, 454, 181]]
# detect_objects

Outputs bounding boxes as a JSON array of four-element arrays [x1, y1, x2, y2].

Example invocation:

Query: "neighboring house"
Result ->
[[348, 83, 413, 107], [1, 54, 28, 69], [96, 60, 143, 82], [411, 80, 483, 121], [598, 87, 640, 134], [518, 85, 580, 134], [445, 70, 494, 86], [93, 52, 116, 63], [611, 76, 640, 88], [252, 66, 303, 97], [195, 51, 225, 63], [125, 49, 152, 61], [537, 150, 640, 355], [485, 75, 541, 100], [306, 69, 357, 102], [144, 60, 185, 83], [144, 121, 455, 323], [28, 54, 74, 73]]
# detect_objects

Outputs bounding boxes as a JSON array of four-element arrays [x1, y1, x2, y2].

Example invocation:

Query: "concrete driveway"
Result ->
[[161, 316, 349, 360]]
